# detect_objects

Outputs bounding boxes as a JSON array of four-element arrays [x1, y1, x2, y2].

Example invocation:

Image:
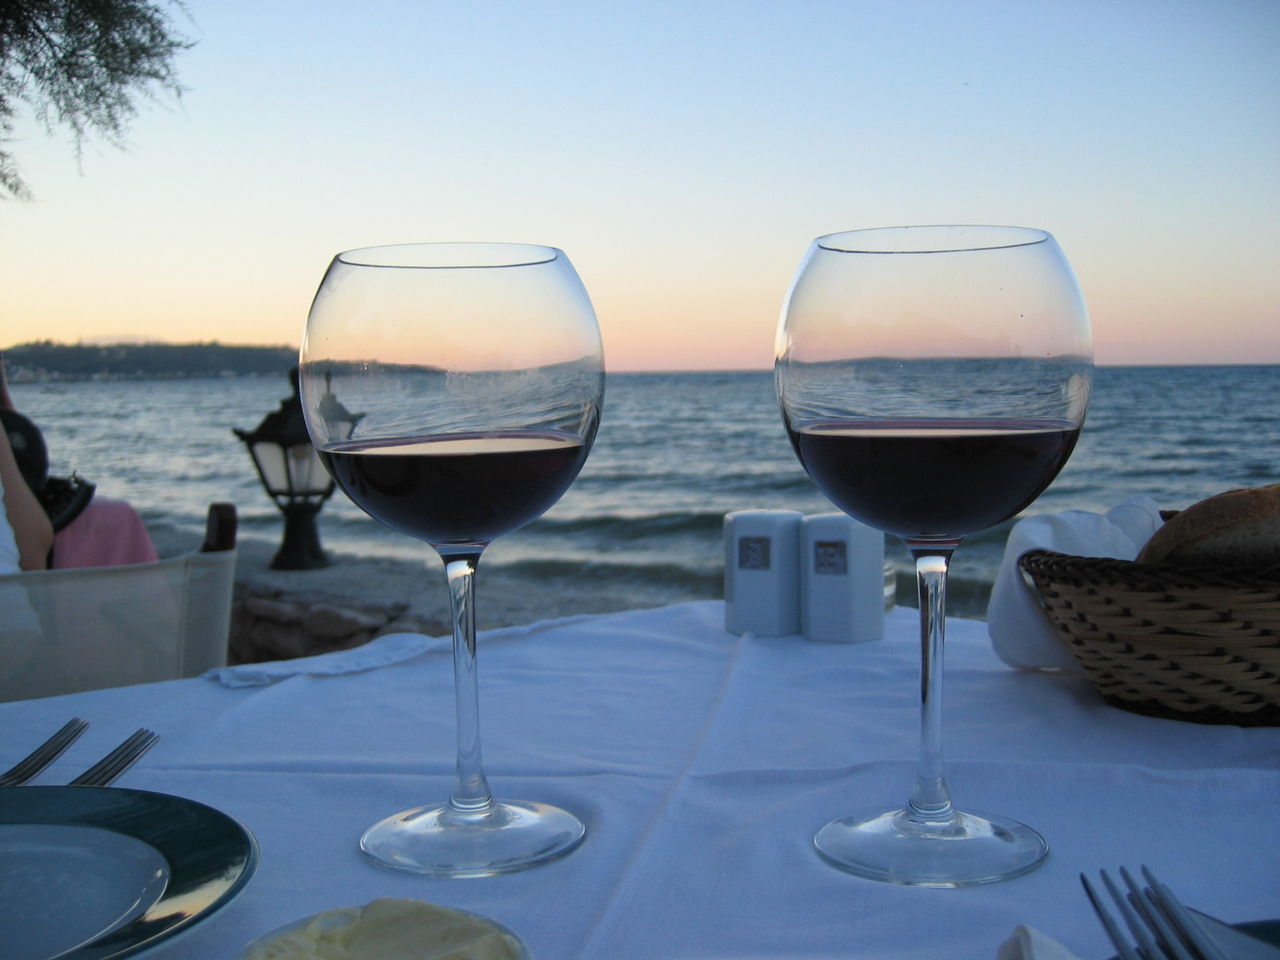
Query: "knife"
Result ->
[[1191, 911, 1280, 960]]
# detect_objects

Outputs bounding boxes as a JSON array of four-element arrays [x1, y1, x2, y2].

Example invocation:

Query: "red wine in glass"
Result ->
[[786, 418, 1081, 540], [322, 431, 589, 547]]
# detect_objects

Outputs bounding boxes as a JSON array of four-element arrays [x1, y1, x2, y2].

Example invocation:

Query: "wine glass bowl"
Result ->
[[300, 242, 603, 877], [776, 225, 1092, 886]]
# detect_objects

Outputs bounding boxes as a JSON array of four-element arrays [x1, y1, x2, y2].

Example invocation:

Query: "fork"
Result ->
[[0, 717, 89, 787], [68, 728, 159, 787], [1139, 867, 1231, 960], [1082, 867, 1229, 960]]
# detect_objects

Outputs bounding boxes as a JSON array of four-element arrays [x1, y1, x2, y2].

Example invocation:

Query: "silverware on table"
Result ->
[[1187, 910, 1280, 960], [0, 717, 89, 787], [68, 728, 159, 787], [1141, 866, 1233, 960], [1083, 866, 1242, 960]]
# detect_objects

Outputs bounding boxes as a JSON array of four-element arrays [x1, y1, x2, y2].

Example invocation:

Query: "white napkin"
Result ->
[[997, 926, 1084, 960], [988, 497, 1164, 670], [206, 632, 444, 687]]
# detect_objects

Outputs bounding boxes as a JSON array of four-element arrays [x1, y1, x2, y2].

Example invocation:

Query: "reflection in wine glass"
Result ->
[[776, 225, 1092, 886], [300, 242, 604, 877]]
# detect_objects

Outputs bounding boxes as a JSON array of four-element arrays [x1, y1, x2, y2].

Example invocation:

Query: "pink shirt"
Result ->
[[51, 498, 158, 569]]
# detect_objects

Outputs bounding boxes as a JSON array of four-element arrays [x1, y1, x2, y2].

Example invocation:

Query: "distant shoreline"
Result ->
[[5, 339, 1277, 386], [2, 342, 297, 382]]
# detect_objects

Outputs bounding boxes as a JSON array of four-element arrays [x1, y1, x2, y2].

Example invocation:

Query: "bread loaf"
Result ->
[[1137, 483, 1280, 565]]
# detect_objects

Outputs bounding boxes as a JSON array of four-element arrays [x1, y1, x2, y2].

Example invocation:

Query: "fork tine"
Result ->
[[96, 729, 159, 785], [1141, 866, 1230, 960], [0, 717, 89, 787], [71, 729, 157, 787], [1081, 873, 1143, 960], [68, 729, 158, 787], [1101, 869, 1169, 960], [1119, 867, 1194, 960]]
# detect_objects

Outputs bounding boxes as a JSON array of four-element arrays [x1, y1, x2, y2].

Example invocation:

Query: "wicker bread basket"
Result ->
[[1018, 549, 1280, 726]]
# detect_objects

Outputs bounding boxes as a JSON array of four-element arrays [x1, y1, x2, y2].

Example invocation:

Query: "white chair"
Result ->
[[0, 504, 237, 701]]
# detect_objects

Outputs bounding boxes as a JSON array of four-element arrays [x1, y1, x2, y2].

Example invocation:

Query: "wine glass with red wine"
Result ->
[[299, 242, 603, 877], [776, 225, 1092, 886]]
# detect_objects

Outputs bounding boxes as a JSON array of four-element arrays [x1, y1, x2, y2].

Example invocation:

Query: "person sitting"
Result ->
[[0, 426, 53, 572], [0, 426, 46, 681], [0, 351, 156, 569]]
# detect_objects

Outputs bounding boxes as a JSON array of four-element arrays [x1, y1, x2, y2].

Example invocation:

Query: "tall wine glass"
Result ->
[[775, 225, 1092, 886], [299, 242, 603, 877]]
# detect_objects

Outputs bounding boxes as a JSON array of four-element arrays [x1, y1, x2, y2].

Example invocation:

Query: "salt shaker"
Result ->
[[799, 512, 885, 643], [723, 510, 803, 636]]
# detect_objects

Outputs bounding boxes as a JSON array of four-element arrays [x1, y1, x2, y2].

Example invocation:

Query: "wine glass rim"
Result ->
[[815, 225, 1051, 254], [335, 242, 562, 269]]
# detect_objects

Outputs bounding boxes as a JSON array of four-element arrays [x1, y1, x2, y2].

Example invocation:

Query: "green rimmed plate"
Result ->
[[0, 786, 257, 959]]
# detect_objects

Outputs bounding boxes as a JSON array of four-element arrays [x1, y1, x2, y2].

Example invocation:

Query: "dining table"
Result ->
[[1, 599, 1277, 959]]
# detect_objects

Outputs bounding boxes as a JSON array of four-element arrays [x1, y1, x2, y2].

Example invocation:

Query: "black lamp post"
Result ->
[[235, 368, 359, 570]]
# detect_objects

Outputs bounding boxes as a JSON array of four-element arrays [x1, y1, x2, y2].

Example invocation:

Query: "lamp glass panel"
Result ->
[[250, 442, 289, 493], [286, 443, 331, 495]]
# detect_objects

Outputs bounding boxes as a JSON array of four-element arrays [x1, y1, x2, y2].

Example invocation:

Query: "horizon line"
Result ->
[[4, 340, 1277, 373]]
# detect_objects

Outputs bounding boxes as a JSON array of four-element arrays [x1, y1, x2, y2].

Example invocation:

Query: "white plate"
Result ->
[[0, 786, 258, 960]]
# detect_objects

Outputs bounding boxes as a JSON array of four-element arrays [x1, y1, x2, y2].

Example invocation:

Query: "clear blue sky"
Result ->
[[3, 0, 1277, 369]]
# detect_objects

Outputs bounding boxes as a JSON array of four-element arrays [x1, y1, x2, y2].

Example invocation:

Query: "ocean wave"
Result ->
[[531, 511, 727, 540], [577, 470, 814, 495], [488, 555, 724, 594], [1115, 465, 1207, 479]]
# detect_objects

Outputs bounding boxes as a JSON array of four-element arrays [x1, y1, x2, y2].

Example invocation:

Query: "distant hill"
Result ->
[[2, 341, 298, 381]]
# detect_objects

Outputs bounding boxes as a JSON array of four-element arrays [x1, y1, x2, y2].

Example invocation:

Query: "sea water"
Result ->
[[11, 366, 1279, 616]]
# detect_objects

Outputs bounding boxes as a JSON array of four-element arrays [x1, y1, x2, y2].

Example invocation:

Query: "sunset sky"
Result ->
[[3, 0, 1277, 371]]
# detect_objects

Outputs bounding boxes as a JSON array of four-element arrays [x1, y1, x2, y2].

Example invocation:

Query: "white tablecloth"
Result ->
[[2, 601, 1277, 959]]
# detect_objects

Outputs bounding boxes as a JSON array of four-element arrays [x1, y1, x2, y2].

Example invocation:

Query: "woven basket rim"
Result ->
[[1018, 549, 1280, 591]]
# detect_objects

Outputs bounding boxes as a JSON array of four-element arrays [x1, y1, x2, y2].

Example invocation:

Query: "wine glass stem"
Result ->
[[907, 546, 957, 824], [444, 554, 495, 815]]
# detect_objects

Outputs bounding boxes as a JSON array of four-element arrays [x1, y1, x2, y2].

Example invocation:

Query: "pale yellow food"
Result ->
[[243, 898, 526, 960], [1137, 483, 1280, 565]]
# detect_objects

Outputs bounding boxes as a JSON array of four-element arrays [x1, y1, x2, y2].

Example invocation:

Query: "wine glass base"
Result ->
[[360, 799, 586, 878], [814, 807, 1047, 887]]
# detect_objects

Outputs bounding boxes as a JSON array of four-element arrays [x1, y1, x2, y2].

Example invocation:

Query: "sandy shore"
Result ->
[[150, 526, 986, 651], [153, 525, 720, 635]]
